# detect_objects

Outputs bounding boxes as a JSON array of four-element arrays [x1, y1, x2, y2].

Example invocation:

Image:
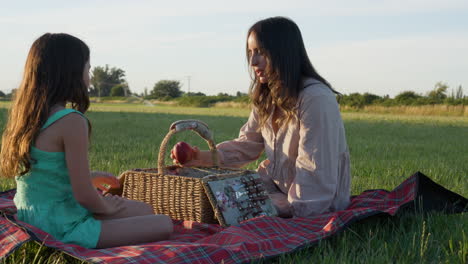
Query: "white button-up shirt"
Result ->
[[217, 78, 351, 217]]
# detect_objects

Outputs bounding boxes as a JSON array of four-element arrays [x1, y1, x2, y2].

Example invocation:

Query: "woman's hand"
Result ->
[[91, 171, 120, 192], [269, 193, 293, 218], [170, 141, 209, 166], [171, 143, 194, 165], [171, 141, 194, 164]]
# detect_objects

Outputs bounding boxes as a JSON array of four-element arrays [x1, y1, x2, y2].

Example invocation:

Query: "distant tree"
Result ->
[[377, 94, 395, 106], [0, 90, 5, 97], [339, 93, 365, 108], [110, 84, 129, 97], [150, 80, 183, 99], [90, 65, 128, 97], [455, 85, 464, 99], [186, 92, 206, 96], [362, 93, 381, 105], [428, 82, 448, 101], [217, 92, 230, 97], [7, 89, 17, 98], [236, 91, 248, 97], [233, 93, 250, 104], [395, 91, 421, 105]]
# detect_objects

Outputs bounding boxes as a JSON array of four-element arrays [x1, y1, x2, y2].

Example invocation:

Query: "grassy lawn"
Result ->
[[1, 103, 467, 263]]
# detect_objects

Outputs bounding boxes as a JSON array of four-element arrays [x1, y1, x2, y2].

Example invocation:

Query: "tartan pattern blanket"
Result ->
[[1, 171, 466, 263]]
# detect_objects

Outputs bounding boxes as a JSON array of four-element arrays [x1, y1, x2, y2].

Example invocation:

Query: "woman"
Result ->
[[173, 17, 350, 218]]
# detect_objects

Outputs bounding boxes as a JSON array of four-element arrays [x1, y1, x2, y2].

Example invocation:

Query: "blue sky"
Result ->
[[1, 0, 467, 97]]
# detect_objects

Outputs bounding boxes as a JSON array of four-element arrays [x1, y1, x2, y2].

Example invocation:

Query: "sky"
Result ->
[[1, 0, 467, 97]]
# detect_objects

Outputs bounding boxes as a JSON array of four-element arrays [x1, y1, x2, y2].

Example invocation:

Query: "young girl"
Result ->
[[172, 17, 351, 218], [0, 33, 173, 248]]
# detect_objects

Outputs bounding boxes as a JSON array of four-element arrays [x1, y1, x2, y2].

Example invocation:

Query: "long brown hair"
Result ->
[[0, 33, 90, 178], [246, 16, 338, 127]]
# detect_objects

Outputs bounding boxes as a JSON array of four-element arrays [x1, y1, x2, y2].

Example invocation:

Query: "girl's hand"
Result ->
[[91, 171, 120, 192], [100, 194, 125, 215]]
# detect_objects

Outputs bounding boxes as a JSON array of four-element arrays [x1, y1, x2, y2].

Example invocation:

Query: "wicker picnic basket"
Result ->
[[108, 120, 277, 226]]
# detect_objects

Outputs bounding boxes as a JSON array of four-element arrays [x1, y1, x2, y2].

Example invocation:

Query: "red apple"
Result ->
[[172, 141, 194, 164]]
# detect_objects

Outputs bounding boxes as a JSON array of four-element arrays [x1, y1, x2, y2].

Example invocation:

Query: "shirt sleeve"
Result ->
[[216, 109, 265, 168], [288, 89, 343, 217]]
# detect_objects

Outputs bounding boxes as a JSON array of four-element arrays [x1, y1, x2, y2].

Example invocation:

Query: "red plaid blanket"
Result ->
[[1, 172, 466, 263]]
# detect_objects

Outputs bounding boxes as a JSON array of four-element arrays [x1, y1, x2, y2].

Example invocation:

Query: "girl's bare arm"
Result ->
[[61, 113, 123, 215]]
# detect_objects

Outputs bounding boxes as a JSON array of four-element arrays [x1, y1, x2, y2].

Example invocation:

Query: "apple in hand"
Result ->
[[171, 141, 194, 164]]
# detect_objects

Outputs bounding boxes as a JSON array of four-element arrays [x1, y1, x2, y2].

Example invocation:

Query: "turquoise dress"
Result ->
[[14, 109, 101, 248]]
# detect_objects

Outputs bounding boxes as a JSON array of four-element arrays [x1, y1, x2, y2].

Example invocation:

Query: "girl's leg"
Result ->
[[94, 199, 154, 220], [95, 214, 173, 248]]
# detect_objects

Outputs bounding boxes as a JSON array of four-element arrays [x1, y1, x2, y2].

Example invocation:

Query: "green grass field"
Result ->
[[1, 103, 467, 263]]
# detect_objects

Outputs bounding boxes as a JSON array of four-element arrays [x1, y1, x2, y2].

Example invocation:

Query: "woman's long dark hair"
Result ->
[[247, 16, 338, 127], [0, 33, 90, 178]]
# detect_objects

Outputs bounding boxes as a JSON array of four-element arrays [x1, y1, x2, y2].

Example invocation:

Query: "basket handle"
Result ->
[[158, 119, 219, 175]]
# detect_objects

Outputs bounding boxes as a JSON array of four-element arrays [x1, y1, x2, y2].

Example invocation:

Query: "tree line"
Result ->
[[337, 82, 466, 108], [1, 65, 466, 107]]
